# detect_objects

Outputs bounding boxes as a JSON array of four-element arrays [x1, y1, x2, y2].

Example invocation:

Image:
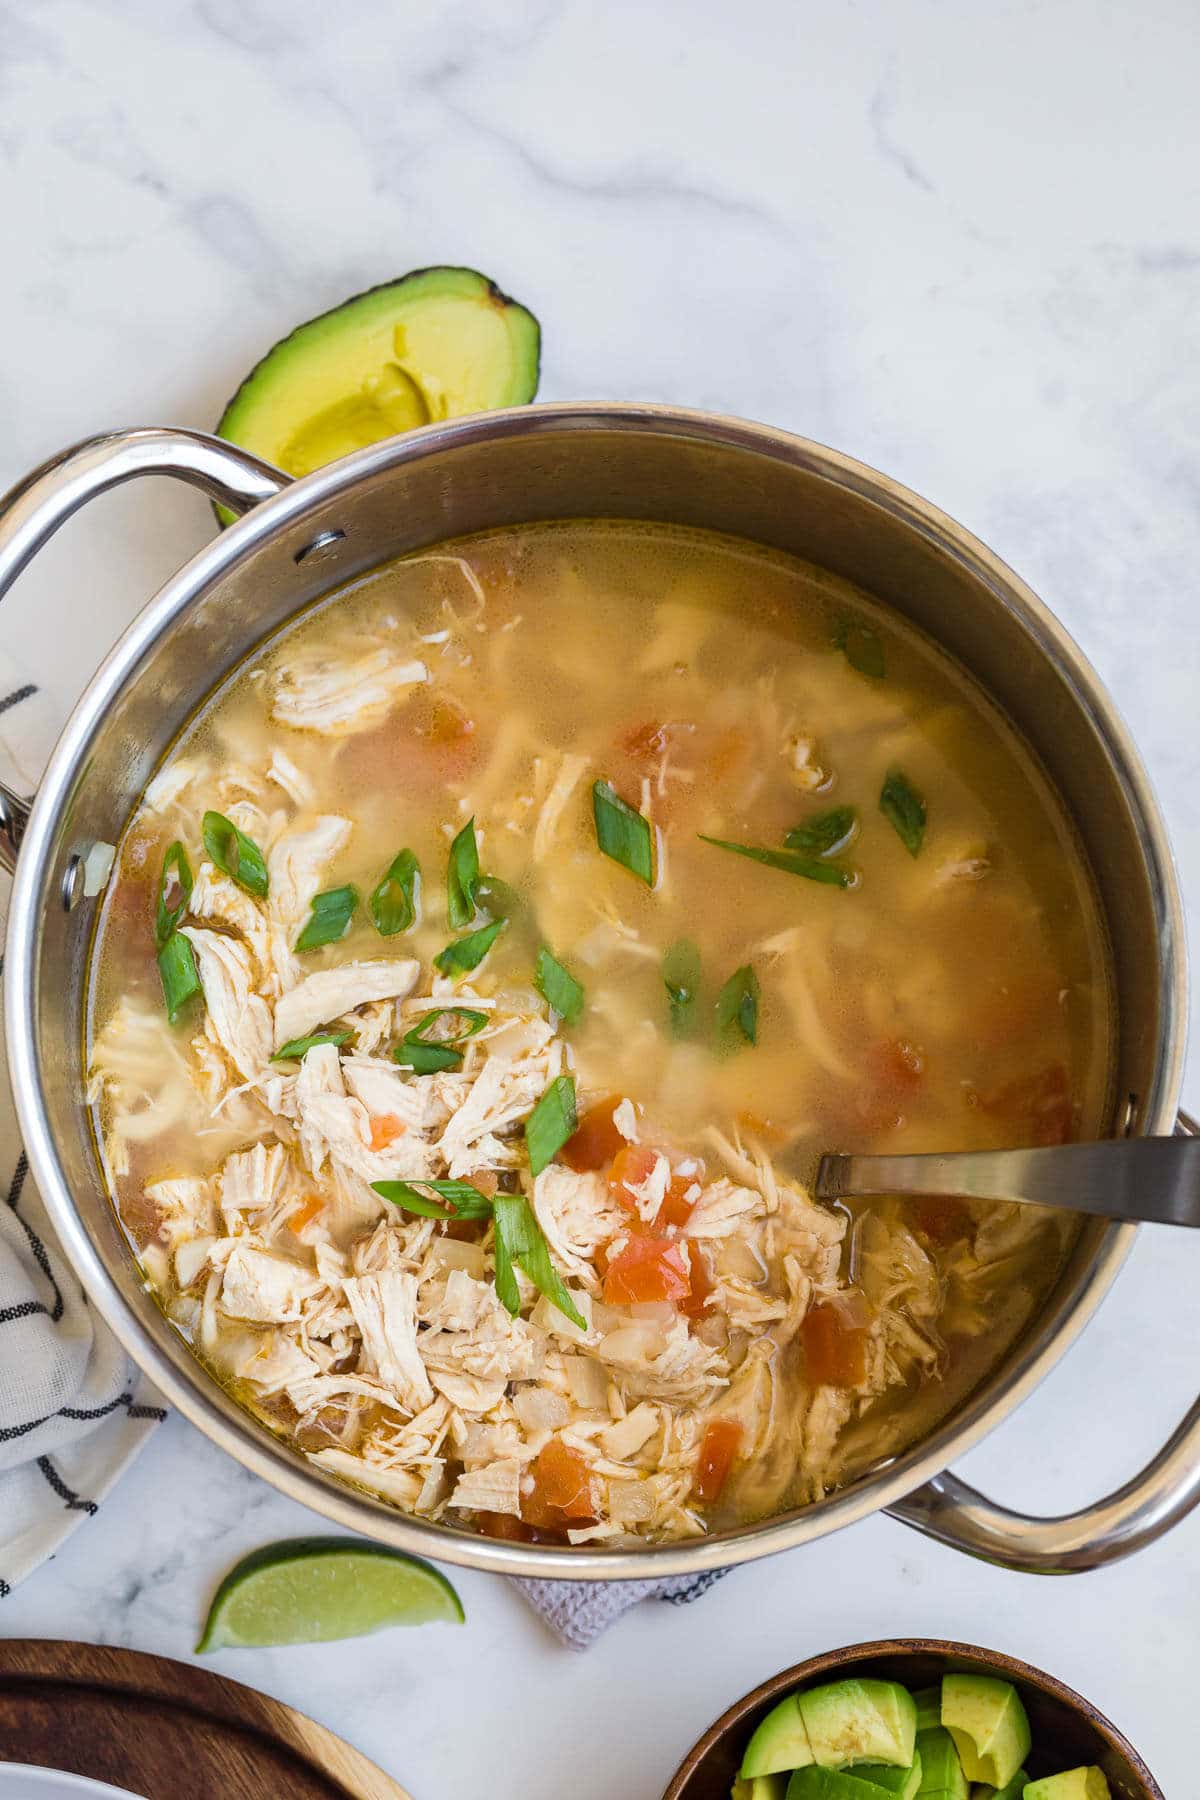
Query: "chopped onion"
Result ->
[[429, 1238, 486, 1279], [562, 1355, 609, 1409], [513, 1386, 570, 1432]]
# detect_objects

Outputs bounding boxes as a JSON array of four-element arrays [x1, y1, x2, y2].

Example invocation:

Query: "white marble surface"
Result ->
[[2, 0, 1200, 1794]]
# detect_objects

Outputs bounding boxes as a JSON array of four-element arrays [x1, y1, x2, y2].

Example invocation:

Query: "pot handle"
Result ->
[[887, 1108, 1200, 1572], [0, 427, 289, 872]]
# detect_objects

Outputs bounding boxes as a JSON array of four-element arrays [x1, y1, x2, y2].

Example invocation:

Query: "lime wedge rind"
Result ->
[[197, 1536, 464, 1652]]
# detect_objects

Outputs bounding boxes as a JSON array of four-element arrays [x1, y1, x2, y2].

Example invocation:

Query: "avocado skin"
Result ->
[[213, 265, 540, 523]]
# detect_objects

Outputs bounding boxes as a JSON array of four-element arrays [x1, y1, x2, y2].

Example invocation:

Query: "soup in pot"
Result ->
[[88, 522, 1111, 1545]]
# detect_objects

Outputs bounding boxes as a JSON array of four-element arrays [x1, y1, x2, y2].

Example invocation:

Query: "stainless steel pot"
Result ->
[[0, 407, 1194, 1581]]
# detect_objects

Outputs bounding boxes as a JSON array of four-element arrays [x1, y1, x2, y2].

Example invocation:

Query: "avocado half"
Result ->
[[215, 265, 540, 503]]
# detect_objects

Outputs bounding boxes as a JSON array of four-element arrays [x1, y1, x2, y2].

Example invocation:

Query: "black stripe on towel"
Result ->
[[660, 1570, 729, 1605], [0, 1578, 10, 1599], [37, 1455, 98, 1516], [0, 1298, 50, 1325], [127, 1403, 168, 1422], [0, 682, 36, 717], [5, 1152, 64, 1322], [58, 1391, 133, 1423]]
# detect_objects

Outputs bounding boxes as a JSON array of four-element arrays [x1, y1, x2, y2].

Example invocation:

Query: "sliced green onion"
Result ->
[[157, 931, 202, 1023], [880, 768, 926, 857], [372, 1178, 494, 1220], [534, 947, 585, 1025], [474, 874, 524, 922], [784, 806, 857, 856], [698, 836, 852, 887], [369, 849, 420, 935], [491, 1218, 522, 1315], [392, 1007, 489, 1074], [202, 810, 268, 898], [296, 884, 360, 951], [492, 1193, 585, 1329], [525, 1074, 577, 1177], [272, 1029, 352, 1062], [834, 618, 886, 680], [447, 817, 481, 928], [716, 963, 760, 1050], [434, 916, 507, 976], [662, 938, 702, 1037], [592, 780, 655, 884], [154, 841, 194, 950]]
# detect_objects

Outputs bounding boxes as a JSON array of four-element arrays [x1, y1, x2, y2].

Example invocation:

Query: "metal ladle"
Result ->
[[816, 1110, 1200, 1223]]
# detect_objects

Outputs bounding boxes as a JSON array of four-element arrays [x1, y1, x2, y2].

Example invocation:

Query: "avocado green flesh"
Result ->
[[915, 1728, 968, 1799], [786, 1770, 912, 1800], [732, 1776, 788, 1800], [216, 265, 540, 483], [1022, 1772, 1110, 1800], [742, 1696, 816, 1778], [968, 1771, 1028, 1800], [912, 1688, 942, 1734], [799, 1681, 918, 1770], [941, 1677, 1031, 1790]]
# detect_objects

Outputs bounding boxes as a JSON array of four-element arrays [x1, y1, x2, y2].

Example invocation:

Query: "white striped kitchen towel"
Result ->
[[0, 667, 164, 1597]]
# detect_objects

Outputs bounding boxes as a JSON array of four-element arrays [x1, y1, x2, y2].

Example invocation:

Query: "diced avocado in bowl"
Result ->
[[732, 1778, 788, 1800], [214, 265, 540, 519], [741, 1694, 816, 1778], [968, 1772, 1029, 1800], [912, 1688, 943, 1735], [1023, 1772, 1111, 1799], [798, 1680, 917, 1769], [941, 1676, 1031, 1791], [786, 1767, 921, 1800], [915, 1726, 968, 1799]]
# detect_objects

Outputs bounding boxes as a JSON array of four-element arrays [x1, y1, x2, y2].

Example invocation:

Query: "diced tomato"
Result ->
[[523, 1439, 596, 1529], [603, 1235, 692, 1306], [368, 1113, 406, 1151], [429, 698, 475, 744], [802, 1289, 875, 1387], [981, 1063, 1074, 1146], [561, 1096, 626, 1172], [695, 1419, 743, 1503], [288, 1194, 324, 1234], [476, 1509, 535, 1542], [678, 1242, 714, 1318], [657, 1163, 703, 1229], [914, 1197, 972, 1245], [607, 1143, 662, 1212], [621, 721, 672, 760]]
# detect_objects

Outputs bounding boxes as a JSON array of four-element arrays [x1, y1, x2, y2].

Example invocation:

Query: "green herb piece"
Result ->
[[490, 1218, 521, 1316], [158, 931, 202, 1023], [433, 916, 507, 976], [662, 938, 702, 1037], [272, 1029, 352, 1062], [296, 884, 360, 951], [715, 964, 760, 1050], [698, 835, 852, 887], [474, 874, 524, 921], [202, 810, 268, 898], [834, 618, 886, 680], [492, 1192, 585, 1329], [392, 1007, 489, 1073], [784, 805, 857, 856], [592, 779, 655, 884], [372, 1178, 495, 1221], [154, 841, 194, 950], [447, 817, 481, 928], [525, 1073, 577, 1177], [369, 849, 420, 935], [880, 768, 926, 857], [534, 947, 585, 1025]]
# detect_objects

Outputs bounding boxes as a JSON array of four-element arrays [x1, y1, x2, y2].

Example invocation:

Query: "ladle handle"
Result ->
[[887, 1109, 1200, 1571], [0, 428, 289, 872]]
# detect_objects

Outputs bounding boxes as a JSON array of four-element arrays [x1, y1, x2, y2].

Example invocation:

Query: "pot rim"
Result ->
[[5, 403, 1187, 1578], [659, 1636, 1165, 1798]]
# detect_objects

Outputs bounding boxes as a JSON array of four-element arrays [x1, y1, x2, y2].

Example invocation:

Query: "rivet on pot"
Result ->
[[293, 529, 347, 566], [61, 854, 85, 911]]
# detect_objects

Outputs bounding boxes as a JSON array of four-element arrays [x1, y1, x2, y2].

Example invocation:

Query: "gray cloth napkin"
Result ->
[[0, 670, 165, 1596], [516, 1569, 729, 1649]]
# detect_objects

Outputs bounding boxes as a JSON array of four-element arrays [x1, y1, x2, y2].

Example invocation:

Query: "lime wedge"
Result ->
[[196, 1536, 465, 1651]]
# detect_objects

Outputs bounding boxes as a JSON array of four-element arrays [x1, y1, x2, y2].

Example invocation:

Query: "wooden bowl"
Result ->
[[661, 1639, 1163, 1800]]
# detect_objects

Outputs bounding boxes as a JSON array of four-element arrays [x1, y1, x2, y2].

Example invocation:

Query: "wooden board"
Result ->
[[0, 1640, 413, 1800]]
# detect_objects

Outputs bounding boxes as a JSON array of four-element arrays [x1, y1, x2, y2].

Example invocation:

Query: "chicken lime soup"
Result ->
[[88, 522, 1111, 1545]]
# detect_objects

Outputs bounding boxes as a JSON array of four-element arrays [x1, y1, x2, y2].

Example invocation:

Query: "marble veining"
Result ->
[[1, 1, 1198, 1795]]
